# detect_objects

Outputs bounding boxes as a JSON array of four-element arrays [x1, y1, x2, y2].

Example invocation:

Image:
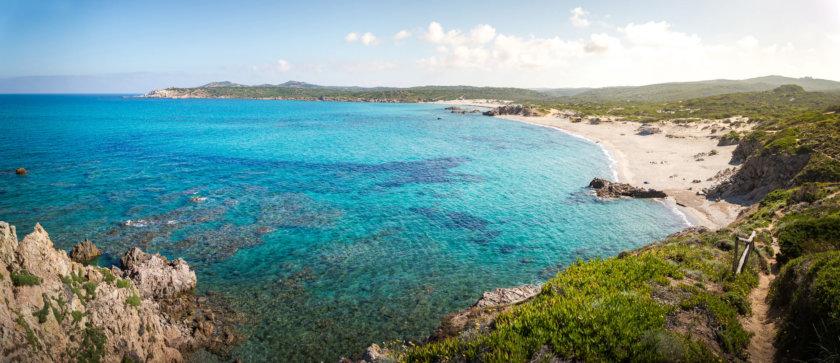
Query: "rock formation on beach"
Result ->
[[0, 221, 237, 362], [69, 238, 101, 263], [588, 178, 667, 198], [482, 105, 547, 117]]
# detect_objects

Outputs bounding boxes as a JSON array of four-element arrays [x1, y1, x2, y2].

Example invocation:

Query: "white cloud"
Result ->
[[360, 32, 378, 46], [394, 30, 411, 41], [252, 59, 292, 72], [420, 22, 465, 45], [468, 24, 497, 44], [344, 32, 359, 43], [620, 21, 700, 48], [570, 7, 590, 27], [585, 33, 621, 53], [737, 35, 758, 48]]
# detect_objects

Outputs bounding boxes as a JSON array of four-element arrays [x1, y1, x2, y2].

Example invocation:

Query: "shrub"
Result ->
[[777, 215, 840, 263], [11, 270, 40, 286], [116, 279, 131, 289], [770, 252, 840, 361], [126, 294, 141, 308]]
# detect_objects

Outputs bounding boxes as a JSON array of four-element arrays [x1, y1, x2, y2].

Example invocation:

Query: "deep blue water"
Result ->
[[0, 95, 687, 361]]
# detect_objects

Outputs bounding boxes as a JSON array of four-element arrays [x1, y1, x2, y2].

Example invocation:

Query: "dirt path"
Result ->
[[745, 244, 779, 362]]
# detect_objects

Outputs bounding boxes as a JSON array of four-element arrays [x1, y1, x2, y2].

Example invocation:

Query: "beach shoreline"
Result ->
[[492, 112, 747, 229]]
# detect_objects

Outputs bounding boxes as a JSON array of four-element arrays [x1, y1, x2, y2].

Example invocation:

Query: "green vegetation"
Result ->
[[66, 324, 107, 363], [62, 268, 98, 306], [771, 252, 840, 361], [11, 269, 40, 286], [12, 309, 41, 351], [125, 294, 141, 308], [98, 267, 115, 284], [402, 227, 760, 362], [32, 294, 52, 324], [551, 85, 840, 122], [777, 215, 840, 263], [116, 278, 131, 289], [71, 311, 85, 324]]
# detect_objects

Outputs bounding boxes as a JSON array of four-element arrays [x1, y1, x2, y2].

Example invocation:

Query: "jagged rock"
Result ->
[[0, 221, 18, 265], [483, 105, 546, 117], [15, 167, 27, 175], [121, 247, 197, 300], [473, 285, 542, 308], [588, 178, 667, 199], [69, 238, 101, 263], [0, 221, 226, 362]]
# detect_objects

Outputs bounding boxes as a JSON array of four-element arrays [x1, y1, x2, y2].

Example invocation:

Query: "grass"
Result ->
[[116, 279, 131, 289]]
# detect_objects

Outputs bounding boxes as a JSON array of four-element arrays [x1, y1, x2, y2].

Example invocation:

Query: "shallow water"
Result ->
[[0, 95, 687, 361]]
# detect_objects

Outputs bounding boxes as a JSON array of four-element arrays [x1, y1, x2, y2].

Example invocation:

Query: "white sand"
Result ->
[[424, 99, 510, 108], [495, 112, 750, 229]]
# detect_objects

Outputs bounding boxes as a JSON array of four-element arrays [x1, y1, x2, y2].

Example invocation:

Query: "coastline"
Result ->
[[493, 112, 747, 229]]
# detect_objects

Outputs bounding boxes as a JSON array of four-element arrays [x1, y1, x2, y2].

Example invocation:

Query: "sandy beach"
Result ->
[[492, 111, 749, 229]]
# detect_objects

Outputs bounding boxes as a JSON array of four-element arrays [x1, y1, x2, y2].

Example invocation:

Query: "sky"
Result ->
[[1, 0, 839, 93]]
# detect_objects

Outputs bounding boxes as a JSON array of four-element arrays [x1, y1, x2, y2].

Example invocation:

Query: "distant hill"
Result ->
[[201, 81, 247, 88], [151, 76, 840, 105], [564, 84, 840, 122], [556, 76, 840, 103]]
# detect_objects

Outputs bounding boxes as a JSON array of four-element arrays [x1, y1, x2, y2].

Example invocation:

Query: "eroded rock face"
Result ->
[[69, 238, 101, 263], [120, 247, 197, 300], [0, 221, 231, 362], [588, 178, 667, 199]]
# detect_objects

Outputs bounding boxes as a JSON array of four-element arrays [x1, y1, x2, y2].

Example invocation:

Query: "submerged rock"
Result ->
[[15, 167, 27, 175], [69, 238, 101, 263], [588, 178, 667, 199]]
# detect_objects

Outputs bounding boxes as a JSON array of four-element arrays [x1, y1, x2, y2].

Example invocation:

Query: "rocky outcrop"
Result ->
[[120, 247, 197, 300], [68, 238, 101, 263], [0, 221, 235, 362], [588, 178, 667, 199], [636, 125, 662, 135], [483, 105, 546, 117], [0, 221, 18, 265], [473, 285, 541, 308], [15, 167, 27, 175]]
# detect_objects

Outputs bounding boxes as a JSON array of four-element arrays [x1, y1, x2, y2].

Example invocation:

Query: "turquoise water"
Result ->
[[0, 95, 687, 361]]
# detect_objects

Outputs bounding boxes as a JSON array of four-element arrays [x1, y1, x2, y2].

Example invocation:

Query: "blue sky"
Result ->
[[1, 0, 839, 92]]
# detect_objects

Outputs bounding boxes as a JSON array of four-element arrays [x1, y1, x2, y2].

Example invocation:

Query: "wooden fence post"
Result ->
[[732, 235, 739, 273]]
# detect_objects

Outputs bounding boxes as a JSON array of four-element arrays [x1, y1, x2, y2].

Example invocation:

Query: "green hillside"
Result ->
[[558, 76, 840, 103]]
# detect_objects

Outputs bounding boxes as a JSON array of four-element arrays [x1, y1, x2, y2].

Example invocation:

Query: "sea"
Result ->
[[0, 95, 689, 361]]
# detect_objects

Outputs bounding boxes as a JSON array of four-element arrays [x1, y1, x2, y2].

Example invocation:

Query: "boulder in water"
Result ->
[[69, 238, 101, 263]]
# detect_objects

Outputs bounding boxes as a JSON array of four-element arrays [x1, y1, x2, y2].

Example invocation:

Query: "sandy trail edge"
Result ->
[[490, 113, 747, 229]]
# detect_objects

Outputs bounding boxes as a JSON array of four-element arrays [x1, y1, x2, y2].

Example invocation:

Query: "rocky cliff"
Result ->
[[0, 221, 237, 362]]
